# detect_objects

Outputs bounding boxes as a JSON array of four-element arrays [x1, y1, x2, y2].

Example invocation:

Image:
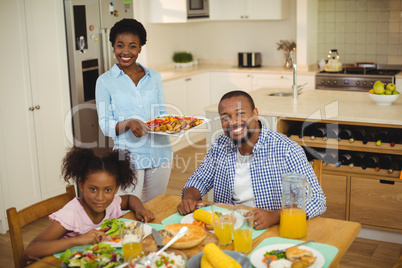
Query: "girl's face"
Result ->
[[113, 32, 142, 70], [79, 171, 119, 219]]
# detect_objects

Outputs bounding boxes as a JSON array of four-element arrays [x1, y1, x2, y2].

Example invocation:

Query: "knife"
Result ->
[[152, 228, 164, 250]]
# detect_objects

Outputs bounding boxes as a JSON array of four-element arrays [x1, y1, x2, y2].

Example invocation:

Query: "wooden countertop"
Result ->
[[205, 88, 402, 126]]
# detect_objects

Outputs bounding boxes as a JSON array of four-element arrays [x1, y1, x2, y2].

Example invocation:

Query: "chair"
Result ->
[[6, 185, 76, 268], [311, 159, 323, 185]]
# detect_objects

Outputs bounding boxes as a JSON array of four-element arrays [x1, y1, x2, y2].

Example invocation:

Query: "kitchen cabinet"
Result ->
[[252, 73, 316, 91], [210, 0, 289, 21], [0, 0, 72, 233], [149, 0, 187, 23], [209, 72, 253, 104], [277, 118, 402, 233]]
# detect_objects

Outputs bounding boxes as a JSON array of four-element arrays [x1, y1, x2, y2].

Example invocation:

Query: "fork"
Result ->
[[270, 239, 314, 255]]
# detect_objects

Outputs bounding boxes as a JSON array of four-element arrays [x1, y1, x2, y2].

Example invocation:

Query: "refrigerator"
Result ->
[[64, 0, 133, 152]]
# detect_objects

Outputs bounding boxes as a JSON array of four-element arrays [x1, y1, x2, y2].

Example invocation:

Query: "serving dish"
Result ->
[[368, 93, 400, 106], [187, 250, 250, 268], [249, 243, 325, 268], [98, 220, 153, 247], [147, 115, 209, 137]]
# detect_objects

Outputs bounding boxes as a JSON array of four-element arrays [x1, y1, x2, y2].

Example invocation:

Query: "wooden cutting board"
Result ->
[[142, 230, 219, 258]]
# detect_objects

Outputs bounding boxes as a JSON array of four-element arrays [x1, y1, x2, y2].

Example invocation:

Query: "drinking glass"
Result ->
[[120, 221, 143, 261], [211, 203, 234, 246], [233, 209, 253, 253]]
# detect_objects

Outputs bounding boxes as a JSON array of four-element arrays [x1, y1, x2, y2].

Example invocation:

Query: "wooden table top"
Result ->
[[27, 194, 361, 268]]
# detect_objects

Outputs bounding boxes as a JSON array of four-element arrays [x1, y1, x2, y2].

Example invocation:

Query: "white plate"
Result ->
[[99, 221, 153, 247], [180, 211, 244, 230], [147, 115, 209, 137], [250, 243, 325, 268]]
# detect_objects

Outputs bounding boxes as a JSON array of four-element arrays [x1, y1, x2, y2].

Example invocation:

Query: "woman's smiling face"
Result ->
[[113, 32, 142, 69]]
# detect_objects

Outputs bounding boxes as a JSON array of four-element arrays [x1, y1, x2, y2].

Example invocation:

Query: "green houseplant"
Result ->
[[173, 51, 193, 63]]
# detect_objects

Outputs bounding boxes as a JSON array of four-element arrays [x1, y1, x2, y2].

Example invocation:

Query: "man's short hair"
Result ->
[[219, 90, 255, 110]]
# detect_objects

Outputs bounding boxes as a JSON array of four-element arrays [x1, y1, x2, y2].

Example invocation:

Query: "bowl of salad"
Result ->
[[128, 249, 187, 268], [60, 243, 124, 268]]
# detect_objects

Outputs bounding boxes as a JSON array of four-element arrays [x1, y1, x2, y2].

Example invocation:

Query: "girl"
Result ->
[[24, 147, 154, 259]]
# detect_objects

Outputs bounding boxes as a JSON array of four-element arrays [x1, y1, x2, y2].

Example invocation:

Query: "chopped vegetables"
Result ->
[[60, 243, 124, 268], [146, 115, 204, 133], [263, 249, 287, 262]]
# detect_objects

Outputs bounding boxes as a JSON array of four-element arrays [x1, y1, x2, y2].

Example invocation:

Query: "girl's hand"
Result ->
[[135, 208, 155, 223], [76, 229, 107, 245], [127, 119, 149, 137]]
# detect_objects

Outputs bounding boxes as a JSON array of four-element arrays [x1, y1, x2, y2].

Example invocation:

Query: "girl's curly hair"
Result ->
[[61, 147, 136, 191], [109, 18, 147, 46]]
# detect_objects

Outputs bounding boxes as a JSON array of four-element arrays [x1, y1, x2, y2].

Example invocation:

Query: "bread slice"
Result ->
[[285, 247, 313, 261], [163, 223, 206, 249]]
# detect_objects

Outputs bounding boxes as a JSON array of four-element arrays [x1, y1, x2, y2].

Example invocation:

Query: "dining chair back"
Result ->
[[311, 159, 323, 185], [6, 185, 76, 268]]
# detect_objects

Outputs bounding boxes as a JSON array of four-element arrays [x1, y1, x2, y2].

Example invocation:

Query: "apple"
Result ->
[[373, 81, 385, 94], [386, 83, 396, 91], [385, 89, 392, 95], [393, 90, 400, 95]]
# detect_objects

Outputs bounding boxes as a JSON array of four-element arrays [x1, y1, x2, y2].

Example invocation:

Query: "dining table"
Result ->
[[27, 194, 361, 268]]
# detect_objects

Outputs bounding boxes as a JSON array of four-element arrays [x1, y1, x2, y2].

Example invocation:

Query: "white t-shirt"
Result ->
[[232, 148, 255, 207]]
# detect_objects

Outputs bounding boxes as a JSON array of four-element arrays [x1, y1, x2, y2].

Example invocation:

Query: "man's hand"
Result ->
[[177, 198, 199, 215], [252, 209, 281, 230]]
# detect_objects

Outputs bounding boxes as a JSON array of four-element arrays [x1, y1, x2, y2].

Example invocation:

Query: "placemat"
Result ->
[[248, 237, 339, 268], [161, 207, 267, 240], [54, 219, 164, 259]]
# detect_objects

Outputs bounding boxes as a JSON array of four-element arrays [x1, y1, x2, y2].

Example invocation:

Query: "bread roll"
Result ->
[[285, 247, 313, 261], [163, 224, 206, 249]]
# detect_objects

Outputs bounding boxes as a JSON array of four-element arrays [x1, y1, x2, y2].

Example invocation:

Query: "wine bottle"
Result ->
[[379, 155, 392, 171], [323, 150, 338, 165], [389, 132, 401, 147], [388, 157, 402, 174], [300, 123, 315, 138], [349, 152, 365, 168], [352, 128, 367, 142], [339, 128, 354, 143], [363, 130, 375, 144], [375, 130, 389, 146], [335, 152, 353, 167], [362, 154, 380, 170], [287, 124, 302, 138], [303, 147, 316, 162], [327, 124, 342, 141], [310, 126, 328, 140]]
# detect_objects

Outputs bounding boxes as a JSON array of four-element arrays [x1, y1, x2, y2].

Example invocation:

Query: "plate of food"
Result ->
[[146, 115, 209, 136], [180, 210, 244, 230], [249, 243, 325, 268], [98, 219, 152, 247], [60, 243, 124, 268]]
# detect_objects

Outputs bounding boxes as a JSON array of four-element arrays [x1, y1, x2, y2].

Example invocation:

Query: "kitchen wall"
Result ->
[[317, 0, 402, 65], [142, 3, 297, 68]]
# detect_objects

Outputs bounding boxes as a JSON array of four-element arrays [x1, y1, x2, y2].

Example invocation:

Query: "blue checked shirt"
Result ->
[[182, 122, 326, 219], [96, 63, 172, 169]]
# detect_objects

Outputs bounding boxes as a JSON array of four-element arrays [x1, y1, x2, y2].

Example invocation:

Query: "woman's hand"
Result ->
[[135, 208, 155, 223], [253, 209, 281, 230], [126, 119, 149, 137]]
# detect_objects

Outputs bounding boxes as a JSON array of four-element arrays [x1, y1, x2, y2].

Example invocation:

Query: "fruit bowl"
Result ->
[[368, 93, 400, 106]]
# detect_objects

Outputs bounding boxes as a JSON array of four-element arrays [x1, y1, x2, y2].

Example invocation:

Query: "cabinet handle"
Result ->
[[241, 16, 244, 19], [281, 76, 284, 79], [245, 15, 248, 19], [185, 78, 192, 82], [379, 180, 395, 185], [35, 105, 40, 110], [29, 107, 34, 111]]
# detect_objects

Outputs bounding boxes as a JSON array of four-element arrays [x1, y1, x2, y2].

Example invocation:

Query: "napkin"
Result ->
[[248, 237, 339, 268], [161, 207, 267, 240]]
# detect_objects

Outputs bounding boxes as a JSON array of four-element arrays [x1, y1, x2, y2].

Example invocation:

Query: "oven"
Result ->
[[316, 63, 401, 92]]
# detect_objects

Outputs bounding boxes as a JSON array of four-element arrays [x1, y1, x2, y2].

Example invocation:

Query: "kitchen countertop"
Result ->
[[204, 88, 402, 126], [153, 64, 318, 82]]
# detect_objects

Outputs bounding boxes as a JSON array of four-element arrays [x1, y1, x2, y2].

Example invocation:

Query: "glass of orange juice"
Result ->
[[233, 209, 253, 253], [120, 221, 143, 261], [211, 204, 234, 246]]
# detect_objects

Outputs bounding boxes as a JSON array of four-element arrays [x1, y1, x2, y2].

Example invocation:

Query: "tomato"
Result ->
[[92, 246, 99, 251]]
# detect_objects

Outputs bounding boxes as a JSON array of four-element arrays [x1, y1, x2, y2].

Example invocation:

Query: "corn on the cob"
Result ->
[[200, 254, 215, 268], [194, 209, 214, 225], [203, 243, 242, 268]]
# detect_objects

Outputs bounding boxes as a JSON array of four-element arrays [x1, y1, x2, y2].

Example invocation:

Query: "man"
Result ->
[[177, 90, 326, 229]]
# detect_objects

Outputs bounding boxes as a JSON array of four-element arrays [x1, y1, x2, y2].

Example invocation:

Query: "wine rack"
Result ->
[[277, 118, 402, 233]]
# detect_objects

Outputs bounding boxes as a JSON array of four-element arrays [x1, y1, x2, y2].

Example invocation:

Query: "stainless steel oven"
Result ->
[[187, 0, 209, 19], [316, 63, 401, 92]]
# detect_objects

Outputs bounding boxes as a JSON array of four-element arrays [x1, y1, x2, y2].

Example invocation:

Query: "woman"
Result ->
[[96, 19, 172, 203]]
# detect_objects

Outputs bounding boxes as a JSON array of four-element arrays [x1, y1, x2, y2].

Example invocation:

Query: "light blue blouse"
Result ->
[[96, 63, 172, 169]]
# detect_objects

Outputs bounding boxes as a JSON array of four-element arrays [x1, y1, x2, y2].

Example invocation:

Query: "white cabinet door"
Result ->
[[0, 0, 71, 233], [252, 73, 315, 90], [210, 0, 289, 20], [186, 73, 210, 117], [163, 79, 188, 115], [149, 0, 187, 23], [210, 72, 253, 104]]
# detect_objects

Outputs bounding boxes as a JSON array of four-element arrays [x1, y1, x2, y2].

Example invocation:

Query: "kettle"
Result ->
[[325, 49, 342, 72], [279, 173, 312, 239]]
